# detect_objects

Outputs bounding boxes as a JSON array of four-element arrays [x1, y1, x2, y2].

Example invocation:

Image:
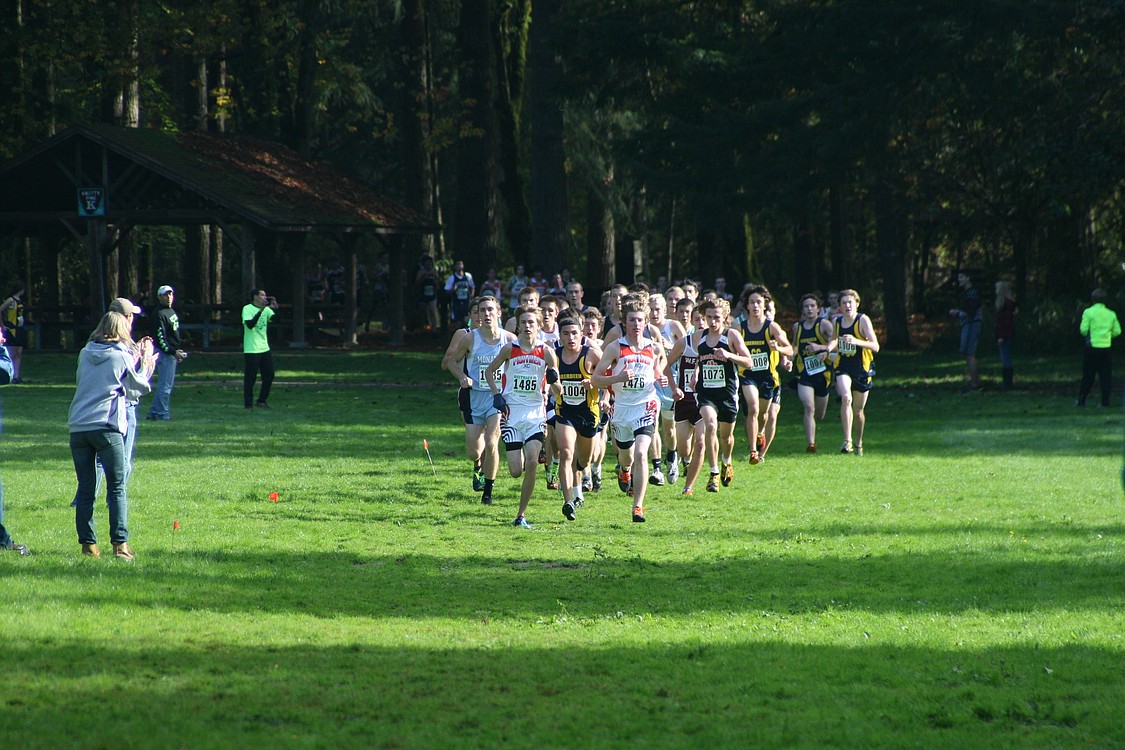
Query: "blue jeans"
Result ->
[[148, 352, 177, 419], [71, 429, 129, 545], [87, 401, 137, 508], [998, 338, 1013, 369]]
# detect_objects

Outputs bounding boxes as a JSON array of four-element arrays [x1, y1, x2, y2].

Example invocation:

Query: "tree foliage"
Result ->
[[1, 0, 1123, 344]]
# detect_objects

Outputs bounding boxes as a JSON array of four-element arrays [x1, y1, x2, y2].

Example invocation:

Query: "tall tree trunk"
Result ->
[[400, 0, 436, 275], [191, 56, 212, 304], [284, 0, 320, 153], [585, 178, 614, 294], [452, 0, 499, 274], [212, 55, 226, 307], [1010, 220, 1033, 311], [529, 0, 566, 274], [828, 179, 853, 291], [793, 210, 816, 297], [874, 181, 911, 349], [494, 1, 531, 268]]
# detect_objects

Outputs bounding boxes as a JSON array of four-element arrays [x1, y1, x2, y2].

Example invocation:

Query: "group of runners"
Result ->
[[442, 281, 880, 527]]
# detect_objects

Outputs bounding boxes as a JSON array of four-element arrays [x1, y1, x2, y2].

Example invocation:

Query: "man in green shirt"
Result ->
[[1077, 288, 1121, 407], [243, 288, 279, 409]]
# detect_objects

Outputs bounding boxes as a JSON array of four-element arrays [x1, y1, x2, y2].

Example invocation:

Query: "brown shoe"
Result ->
[[81, 543, 101, 558], [112, 542, 134, 561]]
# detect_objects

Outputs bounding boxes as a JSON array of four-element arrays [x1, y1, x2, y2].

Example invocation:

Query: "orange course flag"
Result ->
[[269, 491, 279, 502], [173, 520, 181, 530]]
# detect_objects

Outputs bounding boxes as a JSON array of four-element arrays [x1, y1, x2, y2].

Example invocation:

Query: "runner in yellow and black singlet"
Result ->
[[736, 285, 793, 465], [791, 293, 835, 453], [827, 289, 880, 456]]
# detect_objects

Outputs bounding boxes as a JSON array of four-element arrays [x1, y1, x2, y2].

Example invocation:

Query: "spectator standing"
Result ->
[[0, 283, 26, 383], [565, 281, 593, 315], [0, 329, 28, 554], [306, 263, 326, 303], [444, 260, 476, 329], [994, 281, 1017, 390], [416, 255, 440, 331], [370, 253, 390, 332], [1077, 288, 1121, 407], [480, 268, 502, 300], [69, 312, 155, 560], [147, 285, 186, 421], [506, 264, 529, 312], [715, 277, 734, 303], [949, 271, 982, 391], [547, 273, 567, 296], [88, 299, 148, 510], [530, 268, 548, 296], [243, 288, 279, 409]]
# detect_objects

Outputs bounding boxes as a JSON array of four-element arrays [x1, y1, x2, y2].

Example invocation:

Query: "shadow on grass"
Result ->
[[15, 541, 1125, 621], [0, 638, 1112, 748]]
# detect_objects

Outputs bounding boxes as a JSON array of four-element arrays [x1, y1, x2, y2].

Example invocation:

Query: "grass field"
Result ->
[[1, 345, 1122, 749]]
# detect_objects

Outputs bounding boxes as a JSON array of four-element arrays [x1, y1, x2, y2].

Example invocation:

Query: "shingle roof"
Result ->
[[0, 124, 436, 233]]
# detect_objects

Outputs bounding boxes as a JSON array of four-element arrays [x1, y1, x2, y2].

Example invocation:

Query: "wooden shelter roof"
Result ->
[[0, 124, 435, 234]]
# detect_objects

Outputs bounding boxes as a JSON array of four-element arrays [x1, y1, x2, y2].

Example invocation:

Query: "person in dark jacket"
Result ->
[[147, 285, 186, 421]]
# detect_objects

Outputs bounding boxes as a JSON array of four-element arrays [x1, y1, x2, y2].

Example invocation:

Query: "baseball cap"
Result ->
[[157, 285, 174, 296], [109, 298, 143, 315]]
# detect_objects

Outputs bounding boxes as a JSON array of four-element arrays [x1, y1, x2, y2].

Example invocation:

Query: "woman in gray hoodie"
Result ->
[[68, 312, 155, 560]]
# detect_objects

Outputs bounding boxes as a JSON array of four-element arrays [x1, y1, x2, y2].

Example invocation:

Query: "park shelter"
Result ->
[[0, 123, 437, 346]]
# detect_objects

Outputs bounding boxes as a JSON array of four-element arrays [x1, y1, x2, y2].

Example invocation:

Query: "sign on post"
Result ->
[[77, 188, 106, 217]]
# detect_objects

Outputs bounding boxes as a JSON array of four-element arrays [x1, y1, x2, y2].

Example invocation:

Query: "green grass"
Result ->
[[1, 347, 1122, 749]]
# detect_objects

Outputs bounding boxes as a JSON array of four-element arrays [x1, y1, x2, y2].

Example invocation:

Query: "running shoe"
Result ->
[[706, 472, 719, 493], [756, 432, 766, 454], [481, 490, 493, 506], [840, 441, 852, 454], [591, 471, 602, 493], [472, 467, 485, 492], [806, 443, 817, 453], [538, 448, 547, 465], [513, 516, 533, 528], [854, 445, 864, 457], [749, 451, 761, 465], [562, 501, 576, 521], [720, 462, 734, 487], [616, 464, 631, 494], [650, 467, 666, 486], [681, 487, 694, 496], [632, 506, 646, 523], [627, 476, 634, 497], [582, 472, 593, 492], [546, 461, 560, 490], [667, 459, 679, 484]]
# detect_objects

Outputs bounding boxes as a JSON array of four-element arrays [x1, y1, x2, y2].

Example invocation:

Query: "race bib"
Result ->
[[478, 364, 502, 387], [700, 362, 725, 389], [511, 374, 540, 393], [803, 355, 826, 375], [749, 351, 770, 371], [838, 339, 856, 356], [456, 287, 469, 300], [562, 381, 586, 404]]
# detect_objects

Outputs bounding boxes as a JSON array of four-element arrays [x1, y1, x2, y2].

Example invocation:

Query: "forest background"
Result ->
[[1, 0, 1123, 348]]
